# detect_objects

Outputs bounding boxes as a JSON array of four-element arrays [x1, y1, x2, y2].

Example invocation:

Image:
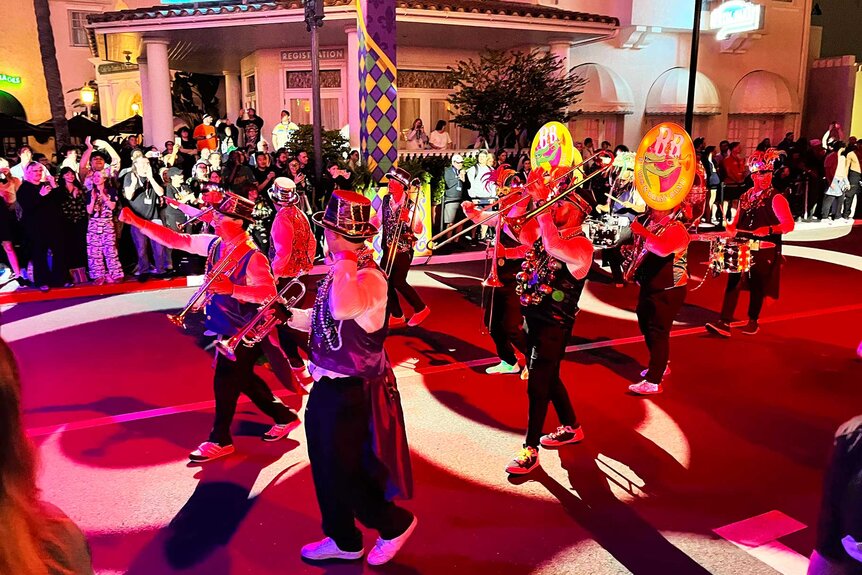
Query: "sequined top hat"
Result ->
[[200, 182, 256, 223], [311, 189, 379, 239], [386, 167, 418, 197]]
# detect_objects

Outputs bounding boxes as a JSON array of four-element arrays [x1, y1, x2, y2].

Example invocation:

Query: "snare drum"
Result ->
[[708, 238, 754, 274], [586, 216, 622, 248]]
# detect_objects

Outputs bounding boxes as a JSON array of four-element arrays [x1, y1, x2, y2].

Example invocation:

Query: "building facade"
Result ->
[[4, 0, 814, 158], [0, 0, 113, 153]]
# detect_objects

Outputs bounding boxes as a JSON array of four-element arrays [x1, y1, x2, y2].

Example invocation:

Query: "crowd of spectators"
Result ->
[[2, 115, 860, 290], [0, 108, 364, 291]]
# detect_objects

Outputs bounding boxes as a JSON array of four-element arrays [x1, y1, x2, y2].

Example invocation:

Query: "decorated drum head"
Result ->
[[634, 122, 696, 210], [531, 121, 577, 172]]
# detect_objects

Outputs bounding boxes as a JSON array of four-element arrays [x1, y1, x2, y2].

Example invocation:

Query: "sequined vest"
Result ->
[[268, 206, 316, 278], [737, 187, 782, 249], [516, 236, 586, 325], [382, 194, 416, 253], [309, 251, 389, 379], [204, 237, 259, 336]]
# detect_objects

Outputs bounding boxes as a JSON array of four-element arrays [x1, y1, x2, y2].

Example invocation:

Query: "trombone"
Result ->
[[384, 181, 422, 277], [427, 188, 529, 251], [166, 242, 245, 329], [428, 149, 613, 250], [215, 278, 306, 361], [505, 152, 615, 234], [177, 207, 214, 231]]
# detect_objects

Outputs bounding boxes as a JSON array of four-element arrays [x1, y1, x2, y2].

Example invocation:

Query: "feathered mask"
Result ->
[[747, 148, 785, 174]]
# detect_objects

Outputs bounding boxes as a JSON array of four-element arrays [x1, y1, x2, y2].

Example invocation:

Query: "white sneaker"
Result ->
[[367, 516, 418, 566], [628, 380, 663, 395], [640, 365, 671, 378], [300, 537, 364, 562], [485, 361, 520, 375], [189, 441, 235, 462], [262, 417, 300, 442]]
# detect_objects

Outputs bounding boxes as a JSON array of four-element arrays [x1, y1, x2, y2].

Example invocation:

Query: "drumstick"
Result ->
[[605, 192, 625, 204]]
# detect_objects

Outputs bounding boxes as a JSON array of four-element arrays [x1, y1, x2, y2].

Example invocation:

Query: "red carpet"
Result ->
[[9, 228, 862, 574]]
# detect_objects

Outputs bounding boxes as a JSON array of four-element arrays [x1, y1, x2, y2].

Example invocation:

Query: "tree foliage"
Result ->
[[447, 49, 585, 148], [285, 124, 350, 168], [171, 72, 221, 129]]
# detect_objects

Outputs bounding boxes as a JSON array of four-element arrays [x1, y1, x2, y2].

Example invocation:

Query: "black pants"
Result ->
[[305, 376, 414, 551], [524, 315, 578, 448], [209, 342, 294, 446], [27, 227, 67, 286], [719, 251, 776, 323], [822, 194, 843, 220], [603, 225, 633, 283], [386, 249, 426, 318], [275, 277, 309, 368], [483, 279, 527, 366], [844, 171, 861, 219], [636, 286, 686, 384]]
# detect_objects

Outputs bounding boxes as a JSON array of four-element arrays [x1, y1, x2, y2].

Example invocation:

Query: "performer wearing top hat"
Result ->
[[705, 149, 795, 337], [289, 190, 415, 566], [372, 169, 431, 329], [268, 176, 317, 386], [506, 175, 593, 475], [119, 187, 300, 463]]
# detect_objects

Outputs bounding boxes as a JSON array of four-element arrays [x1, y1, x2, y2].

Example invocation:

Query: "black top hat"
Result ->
[[200, 182, 255, 223], [311, 190, 378, 239]]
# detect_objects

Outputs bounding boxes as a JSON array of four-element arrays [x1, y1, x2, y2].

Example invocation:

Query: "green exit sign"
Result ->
[[0, 73, 22, 85]]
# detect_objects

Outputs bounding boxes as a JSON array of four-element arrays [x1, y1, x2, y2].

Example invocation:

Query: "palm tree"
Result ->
[[33, 0, 70, 148]]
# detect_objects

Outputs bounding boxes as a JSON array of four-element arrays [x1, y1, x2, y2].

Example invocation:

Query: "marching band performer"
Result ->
[[288, 190, 416, 565], [461, 168, 533, 377], [626, 205, 691, 395], [119, 189, 300, 463], [705, 149, 795, 337], [372, 169, 430, 329], [268, 177, 317, 386], [505, 176, 593, 475], [596, 150, 645, 286]]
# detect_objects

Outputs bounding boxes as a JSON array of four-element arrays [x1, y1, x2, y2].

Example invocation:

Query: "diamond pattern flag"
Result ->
[[357, 0, 398, 182]]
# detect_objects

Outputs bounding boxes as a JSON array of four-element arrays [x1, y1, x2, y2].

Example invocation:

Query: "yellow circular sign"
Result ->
[[634, 122, 696, 210], [530, 121, 575, 172]]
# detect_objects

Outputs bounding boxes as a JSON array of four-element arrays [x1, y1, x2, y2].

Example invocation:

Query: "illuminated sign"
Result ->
[[0, 73, 22, 85], [710, 0, 763, 40]]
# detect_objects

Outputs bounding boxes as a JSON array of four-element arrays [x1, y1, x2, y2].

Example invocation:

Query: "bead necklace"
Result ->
[[312, 247, 374, 351]]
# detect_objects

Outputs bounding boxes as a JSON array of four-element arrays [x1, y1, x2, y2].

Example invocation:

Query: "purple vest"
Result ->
[[204, 237, 258, 336], [309, 253, 389, 379]]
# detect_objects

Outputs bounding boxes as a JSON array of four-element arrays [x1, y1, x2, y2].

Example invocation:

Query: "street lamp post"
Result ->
[[685, 0, 704, 134], [131, 102, 141, 116], [80, 85, 95, 120], [304, 0, 325, 193]]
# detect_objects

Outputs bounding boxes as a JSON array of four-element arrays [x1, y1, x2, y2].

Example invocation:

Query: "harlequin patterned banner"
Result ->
[[357, 0, 398, 182]]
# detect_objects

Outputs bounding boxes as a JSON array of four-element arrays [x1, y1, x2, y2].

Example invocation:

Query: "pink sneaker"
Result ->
[[407, 306, 430, 327], [628, 380, 663, 395]]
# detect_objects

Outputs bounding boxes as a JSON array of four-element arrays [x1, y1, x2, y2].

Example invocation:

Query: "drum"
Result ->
[[586, 216, 622, 248], [709, 238, 754, 274]]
